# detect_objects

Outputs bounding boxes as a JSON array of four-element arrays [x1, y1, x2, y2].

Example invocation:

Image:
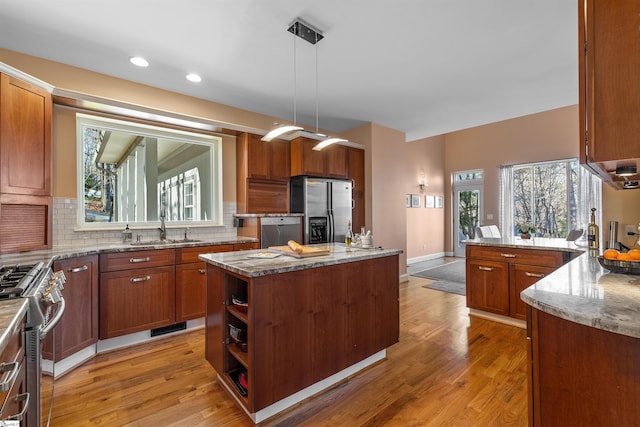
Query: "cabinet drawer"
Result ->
[[100, 249, 175, 272], [467, 246, 564, 267], [177, 245, 233, 264]]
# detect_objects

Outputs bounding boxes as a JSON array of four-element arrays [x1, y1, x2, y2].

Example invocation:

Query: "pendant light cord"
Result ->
[[293, 31, 297, 125], [315, 36, 319, 133]]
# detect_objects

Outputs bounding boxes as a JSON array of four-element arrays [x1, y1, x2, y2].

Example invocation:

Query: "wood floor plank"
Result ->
[[44, 273, 528, 426]]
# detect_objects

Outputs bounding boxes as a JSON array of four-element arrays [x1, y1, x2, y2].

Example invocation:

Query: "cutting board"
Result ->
[[268, 245, 331, 258]]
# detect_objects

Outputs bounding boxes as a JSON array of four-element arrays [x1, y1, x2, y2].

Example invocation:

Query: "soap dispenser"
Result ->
[[122, 224, 133, 243]]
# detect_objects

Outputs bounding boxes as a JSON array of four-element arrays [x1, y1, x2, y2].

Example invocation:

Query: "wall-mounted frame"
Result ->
[[406, 194, 411, 208], [435, 196, 444, 208], [425, 195, 435, 208], [411, 194, 421, 208]]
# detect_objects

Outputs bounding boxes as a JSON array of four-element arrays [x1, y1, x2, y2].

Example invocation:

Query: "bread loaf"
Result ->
[[287, 240, 304, 254]]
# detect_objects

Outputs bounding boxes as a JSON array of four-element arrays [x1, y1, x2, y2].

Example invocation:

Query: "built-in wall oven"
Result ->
[[0, 263, 66, 426]]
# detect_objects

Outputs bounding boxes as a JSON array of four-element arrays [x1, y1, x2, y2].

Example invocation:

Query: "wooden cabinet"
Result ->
[[466, 259, 510, 315], [466, 245, 568, 320], [290, 137, 348, 178], [99, 249, 176, 339], [237, 132, 290, 181], [43, 255, 99, 361], [0, 73, 53, 253], [236, 133, 290, 214], [206, 255, 399, 414], [347, 147, 365, 232], [527, 307, 640, 426], [579, 0, 640, 189], [175, 245, 233, 322]]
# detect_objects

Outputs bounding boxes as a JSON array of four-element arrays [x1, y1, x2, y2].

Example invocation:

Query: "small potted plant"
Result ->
[[517, 224, 535, 239]]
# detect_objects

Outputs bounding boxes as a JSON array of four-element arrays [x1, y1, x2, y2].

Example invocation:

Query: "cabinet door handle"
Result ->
[[129, 257, 151, 264], [68, 264, 88, 273], [0, 362, 19, 392], [478, 266, 494, 272], [500, 253, 517, 258], [130, 275, 151, 283], [198, 269, 206, 274], [7, 392, 29, 421], [525, 272, 545, 278]]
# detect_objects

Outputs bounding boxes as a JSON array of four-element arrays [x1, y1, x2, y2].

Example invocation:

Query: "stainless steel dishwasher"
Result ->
[[260, 216, 302, 248]]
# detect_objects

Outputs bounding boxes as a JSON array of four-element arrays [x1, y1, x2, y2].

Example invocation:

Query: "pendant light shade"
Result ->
[[312, 137, 347, 151], [261, 125, 303, 142]]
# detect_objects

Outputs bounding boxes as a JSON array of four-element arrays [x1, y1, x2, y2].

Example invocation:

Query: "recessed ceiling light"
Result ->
[[129, 56, 149, 67], [186, 73, 202, 83]]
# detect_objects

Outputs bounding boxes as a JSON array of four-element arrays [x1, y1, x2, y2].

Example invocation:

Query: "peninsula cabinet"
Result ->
[[205, 253, 399, 417], [43, 255, 99, 361], [99, 249, 176, 339], [527, 307, 640, 426], [579, 0, 640, 189], [466, 245, 569, 321], [0, 73, 53, 253]]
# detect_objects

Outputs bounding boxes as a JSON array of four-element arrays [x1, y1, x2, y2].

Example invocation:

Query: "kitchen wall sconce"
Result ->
[[418, 172, 427, 192]]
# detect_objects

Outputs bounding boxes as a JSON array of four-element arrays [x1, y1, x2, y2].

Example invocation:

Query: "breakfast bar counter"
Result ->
[[200, 243, 402, 423]]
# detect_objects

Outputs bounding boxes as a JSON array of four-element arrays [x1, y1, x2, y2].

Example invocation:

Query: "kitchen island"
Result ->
[[200, 243, 402, 423]]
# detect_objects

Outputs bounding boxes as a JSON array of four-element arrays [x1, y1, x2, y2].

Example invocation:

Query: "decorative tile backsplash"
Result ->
[[53, 198, 238, 248]]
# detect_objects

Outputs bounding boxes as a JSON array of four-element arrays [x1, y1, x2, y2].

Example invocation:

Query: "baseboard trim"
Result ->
[[407, 252, 446, 265]]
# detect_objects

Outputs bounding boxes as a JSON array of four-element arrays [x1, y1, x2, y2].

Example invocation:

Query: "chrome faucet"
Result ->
[[159, 208, 166, 241]]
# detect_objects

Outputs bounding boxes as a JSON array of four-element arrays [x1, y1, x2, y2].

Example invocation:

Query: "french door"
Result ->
[[453, 179, 483, 258]]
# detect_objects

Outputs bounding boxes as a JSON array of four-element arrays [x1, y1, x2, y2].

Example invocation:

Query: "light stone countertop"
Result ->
[[466, 237, 640, 339], [199, 243, 403, 278], [0, 299, 28, 356]]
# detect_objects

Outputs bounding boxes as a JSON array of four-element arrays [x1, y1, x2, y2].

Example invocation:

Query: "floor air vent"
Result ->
[[151, 322, 187, 337]]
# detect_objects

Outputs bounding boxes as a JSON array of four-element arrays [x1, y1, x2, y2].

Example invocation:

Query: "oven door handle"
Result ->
[[39, 297, 66, 340]]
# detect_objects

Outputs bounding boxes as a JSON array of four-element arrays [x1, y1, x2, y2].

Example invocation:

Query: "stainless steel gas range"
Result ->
[[0, 262, 66, 426]]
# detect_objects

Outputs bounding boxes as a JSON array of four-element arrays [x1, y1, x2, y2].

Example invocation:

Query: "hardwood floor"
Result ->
[[43, 275, 528, 426]]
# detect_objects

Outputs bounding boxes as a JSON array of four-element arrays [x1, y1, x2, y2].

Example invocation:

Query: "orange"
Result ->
[[628, 249, 640, 261], [617, 253, 631, 261], [603, 249, 619, 260]]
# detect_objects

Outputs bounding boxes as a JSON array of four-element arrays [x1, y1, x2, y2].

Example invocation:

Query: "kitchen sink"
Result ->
[[130, 239, 203, 246]]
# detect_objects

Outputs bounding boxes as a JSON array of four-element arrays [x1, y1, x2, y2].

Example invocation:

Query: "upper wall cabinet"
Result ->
[[0, 73, 53, 253], [0, 74, 52, 196], [236, 133, 290, 214], [579, 0, 640, 189], [290, 137, 348, 179]]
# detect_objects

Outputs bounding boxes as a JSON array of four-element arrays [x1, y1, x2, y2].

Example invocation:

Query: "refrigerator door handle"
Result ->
[[328, 209, 335, 242]]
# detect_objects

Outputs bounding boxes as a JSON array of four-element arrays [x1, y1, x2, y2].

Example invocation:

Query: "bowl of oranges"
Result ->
[[598, 249, 640, 274]]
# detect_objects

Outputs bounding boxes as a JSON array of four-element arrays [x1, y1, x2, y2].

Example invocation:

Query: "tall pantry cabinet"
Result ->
[[0, 72, 53, 253]]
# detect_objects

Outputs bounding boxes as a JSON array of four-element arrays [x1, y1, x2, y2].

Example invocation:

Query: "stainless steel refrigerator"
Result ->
[[290, 176, 353, 244]]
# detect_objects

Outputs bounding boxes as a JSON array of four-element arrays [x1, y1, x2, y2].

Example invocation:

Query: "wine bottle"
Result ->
[[345, 220, 353, 246], [587, 208, 599, 249]]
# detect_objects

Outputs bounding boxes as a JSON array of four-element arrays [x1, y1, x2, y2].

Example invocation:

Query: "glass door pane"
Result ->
[[454, 187, 481, 257]]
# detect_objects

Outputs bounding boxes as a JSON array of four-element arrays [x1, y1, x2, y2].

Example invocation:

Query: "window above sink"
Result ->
[[76, 113, 223, 230]]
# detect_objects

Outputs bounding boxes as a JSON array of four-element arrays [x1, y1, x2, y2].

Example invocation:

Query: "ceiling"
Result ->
[[0, 0, 578, 141]]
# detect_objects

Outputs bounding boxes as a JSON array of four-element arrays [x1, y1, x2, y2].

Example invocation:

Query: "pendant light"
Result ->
[[261, 24, 303, 142], [263, 18, 349, 150]]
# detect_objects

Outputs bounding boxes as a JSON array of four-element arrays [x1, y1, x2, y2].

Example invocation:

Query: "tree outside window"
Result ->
[[513, 160, 579, 238]]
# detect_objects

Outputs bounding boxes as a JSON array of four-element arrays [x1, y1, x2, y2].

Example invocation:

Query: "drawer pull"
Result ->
[[130, 257, 151, 264], [198, 269, 206, 274], [130, 275, 151, 283], [0, 362, 19, 392], [68, 264, 88, 273], [525, 272, 545, 278], [7, 392, 29, 421], [500, 253, 517, 258], [478, 266, 494, 272]]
